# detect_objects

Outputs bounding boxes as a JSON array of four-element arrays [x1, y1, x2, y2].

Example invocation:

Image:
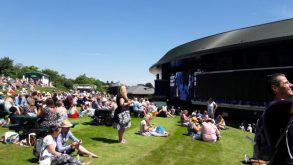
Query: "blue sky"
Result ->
[[1, 1, 293, 85]]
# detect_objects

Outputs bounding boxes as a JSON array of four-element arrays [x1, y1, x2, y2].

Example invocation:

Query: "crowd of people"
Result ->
[[8, 73, 292, 164], [0, 78, 233, 165], [0, 82, 107, 164], [180, 107, 225, 143], [0, 74, 50, 93]]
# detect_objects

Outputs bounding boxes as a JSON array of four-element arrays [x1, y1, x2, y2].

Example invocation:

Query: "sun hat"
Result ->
[[60, 119, 73, 128], [192, 117, 198, 122]]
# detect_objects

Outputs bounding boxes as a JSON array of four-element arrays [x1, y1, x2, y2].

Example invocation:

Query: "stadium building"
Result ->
[[149, 18, 293, 122]]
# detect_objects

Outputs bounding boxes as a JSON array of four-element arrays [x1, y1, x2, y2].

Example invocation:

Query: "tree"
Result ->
[[42, 69, 60, 82], [18, 65, 40, 78], [74, 74, 105, 92], [145, 82, 154, 88], [0, 57, 106, 90], [0, 57, 14, 76], [63, 79, 74, 89]]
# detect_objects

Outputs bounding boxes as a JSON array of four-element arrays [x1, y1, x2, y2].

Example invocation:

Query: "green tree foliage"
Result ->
[[42, 69, 60, 83], [74, 74, 104, 92], [18, 66, 40, 78], [63, 78, 74, 89], [0, 57, 15, 77], [42, 69, 74, 89], [0, 57, 150, 91], [145, 82, 154, 88]]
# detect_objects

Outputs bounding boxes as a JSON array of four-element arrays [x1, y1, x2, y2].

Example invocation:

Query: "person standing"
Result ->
[[113, 85, 132, 144], [207, 97, 218, 119]]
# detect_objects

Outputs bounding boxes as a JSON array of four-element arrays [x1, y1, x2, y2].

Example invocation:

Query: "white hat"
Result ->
[[60, 119, 73, 128]]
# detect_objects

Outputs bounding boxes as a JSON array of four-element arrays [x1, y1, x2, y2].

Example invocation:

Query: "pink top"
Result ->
[[202, 122, 218, 142]]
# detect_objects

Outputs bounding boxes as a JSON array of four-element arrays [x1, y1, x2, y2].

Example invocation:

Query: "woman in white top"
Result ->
[[40, 125, 90, 165], [207, 97, 218, 119], [216, 114, 226, 130], [140, 114, 169, 137]]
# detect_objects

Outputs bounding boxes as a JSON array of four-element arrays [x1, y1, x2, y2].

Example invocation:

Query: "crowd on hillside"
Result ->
[[0, 75, 231, 164], [0, 74, 49, 95], [0, 88, 108, 164], [0, 85, 227, 141], [2, 72, 292, 164]]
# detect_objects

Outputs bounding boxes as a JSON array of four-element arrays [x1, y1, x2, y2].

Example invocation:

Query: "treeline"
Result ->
[[0, 56, 106, 91]]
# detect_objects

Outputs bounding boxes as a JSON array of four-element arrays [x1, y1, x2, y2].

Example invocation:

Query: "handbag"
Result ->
[[51, 154, 80, 165], [118, 110, 130, 125]]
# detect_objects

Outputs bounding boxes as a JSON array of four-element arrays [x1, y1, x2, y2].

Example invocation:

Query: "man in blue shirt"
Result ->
[[56, 119, 98, 158], [15, 93, 27, 107], [132, 98, 146, 117]]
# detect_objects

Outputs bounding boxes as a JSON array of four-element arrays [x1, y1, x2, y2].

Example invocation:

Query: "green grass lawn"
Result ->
[[0, 116, 254, 165]]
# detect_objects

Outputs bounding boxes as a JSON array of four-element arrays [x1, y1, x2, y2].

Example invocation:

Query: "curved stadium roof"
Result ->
[[149, 18, 293, 74]]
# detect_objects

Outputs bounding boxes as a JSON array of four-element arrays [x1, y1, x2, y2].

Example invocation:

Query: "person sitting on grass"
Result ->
[[216, 114, 226, 130], [22, 97, 37, 117], [149, 103, 158, 117], [56, 119, 98, 158], [38, 98, 60, 128], [139, 114, 169, 137], [56, 100, 68, 124], [201, 118, 220, 143], [40, 125, 91, 165], [68, 103, 79, 118], [187, 117, 202, 139], [180, 110, 190, 126], [201, 110, 209, 122], [158, 106, 174, 118], [132, 97, 146, 117]]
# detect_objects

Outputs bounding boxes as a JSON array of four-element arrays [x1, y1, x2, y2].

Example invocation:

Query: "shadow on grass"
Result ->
[[27, 158, 38, 163], [81, 121, 93, 125], [91, 137, 118, 144]]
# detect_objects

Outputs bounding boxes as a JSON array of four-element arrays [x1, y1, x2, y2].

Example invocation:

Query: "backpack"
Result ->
[[253, 112, 274, 161], [254, 111, 293, 162], [33, 137, 44, 160], [155, 126, 165, 134]]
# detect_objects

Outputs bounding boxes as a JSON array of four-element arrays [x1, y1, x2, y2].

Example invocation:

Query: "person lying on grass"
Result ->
[[139, 114, 169, 137], [56, 119, 98, 158]]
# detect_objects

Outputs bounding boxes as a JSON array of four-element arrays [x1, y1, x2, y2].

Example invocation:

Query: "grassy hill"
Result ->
[[0, 116, 254, 165]]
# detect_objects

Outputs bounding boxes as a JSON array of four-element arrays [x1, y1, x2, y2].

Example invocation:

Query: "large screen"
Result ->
[[170, 71, 194, 101]]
